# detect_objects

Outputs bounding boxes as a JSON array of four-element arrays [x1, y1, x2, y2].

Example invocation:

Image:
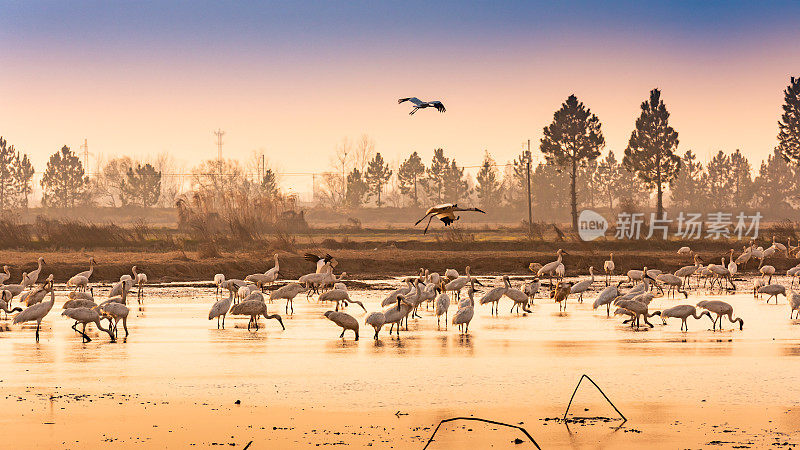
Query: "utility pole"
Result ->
[[526, 139, 533, 235], [342, 148, 348, 204], [81, 139, 89, 173], [214, 129, 225, 161]]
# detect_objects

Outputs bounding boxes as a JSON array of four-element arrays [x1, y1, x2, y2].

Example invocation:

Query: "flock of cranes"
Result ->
[[210, 242, 799, 340], [3, 238, 800, 342], [0, 258, 146, 342]]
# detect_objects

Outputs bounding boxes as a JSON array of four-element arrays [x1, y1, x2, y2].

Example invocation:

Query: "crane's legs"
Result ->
[[80, 323, 92, 342], [423, 215, 434, 234]]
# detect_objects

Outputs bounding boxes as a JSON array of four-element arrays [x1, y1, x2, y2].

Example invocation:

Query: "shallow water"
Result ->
[[2, 275, 800, 447]]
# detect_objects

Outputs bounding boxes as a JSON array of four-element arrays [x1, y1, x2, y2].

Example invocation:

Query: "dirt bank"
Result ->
[[0, 240, 792, 283]]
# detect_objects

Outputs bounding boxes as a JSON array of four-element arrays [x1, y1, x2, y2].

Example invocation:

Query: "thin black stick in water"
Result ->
[[422, 417, 541, 450], [563, 374, 626, 422], [242, 441, 253, 450]]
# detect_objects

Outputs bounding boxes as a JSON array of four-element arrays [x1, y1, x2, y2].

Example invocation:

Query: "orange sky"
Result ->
[[2, 2, 799, 197]]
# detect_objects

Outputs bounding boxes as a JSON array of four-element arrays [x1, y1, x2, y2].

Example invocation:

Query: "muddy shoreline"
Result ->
[[0, 242, 793, 283]]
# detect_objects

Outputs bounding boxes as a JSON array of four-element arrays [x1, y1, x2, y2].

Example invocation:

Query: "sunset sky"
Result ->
[[2, 1, 800, 196]]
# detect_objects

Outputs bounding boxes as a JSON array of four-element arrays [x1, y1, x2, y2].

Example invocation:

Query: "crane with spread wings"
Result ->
[[398, 97, 446, 115], [414, 203, 486, 234]]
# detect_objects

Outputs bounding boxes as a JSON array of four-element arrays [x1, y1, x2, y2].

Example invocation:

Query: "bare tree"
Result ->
[[152, 152, 183, 208], [97, 156, 134, 207], [353, 134, 376, 173]]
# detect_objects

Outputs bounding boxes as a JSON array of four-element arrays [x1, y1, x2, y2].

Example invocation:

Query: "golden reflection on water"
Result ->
[[2, 277, 800, 416]]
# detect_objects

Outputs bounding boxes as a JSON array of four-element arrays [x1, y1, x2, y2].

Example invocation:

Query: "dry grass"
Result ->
[[175, 188, 305, 254], [433, 226, 475, 244]]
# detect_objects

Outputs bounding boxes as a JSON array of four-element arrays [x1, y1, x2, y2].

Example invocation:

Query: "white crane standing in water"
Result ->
[[0, 265, 10, 285], [697, 300, 744, 330], [132, 266, 147, 302], [414, 203, 486, 234], [208, 290, 235, 329], [13, 279, 55, 342], [397, 97, 446, 115], [26, 257, 45, 284], [603, 253, 615, 286]]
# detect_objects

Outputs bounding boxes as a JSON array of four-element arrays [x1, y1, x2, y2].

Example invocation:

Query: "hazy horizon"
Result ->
[[3, 1, 800, 195]]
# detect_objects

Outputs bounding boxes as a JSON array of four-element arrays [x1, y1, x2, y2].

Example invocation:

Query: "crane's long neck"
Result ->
[[727, 312, 744, 329], [96, 319, 114, 337], [274, 255, 279, 269]]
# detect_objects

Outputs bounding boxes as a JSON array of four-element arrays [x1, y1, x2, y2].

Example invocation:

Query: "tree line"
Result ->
[[0, 142, 165, 209], [318, 77, 800, 228], [2, 76, 799, 226]]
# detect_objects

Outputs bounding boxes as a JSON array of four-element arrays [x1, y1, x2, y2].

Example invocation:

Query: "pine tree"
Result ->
[[442, 159, 471, 202], [531, 162, 569, 216], [777, 76, 800, 164], [728, 149, 754, 208], [754, 148, 797, 212], [345, 168, 369, 207], [365, 152, 392, 207], [506, 149, 532, 208], [540, 94, 605, 230], [475, 151, 501, 207], [41, 145, 89, 208], [593, 151, 622, 211], [423, 148, 449, 203], [701, 150, 733, 209], [615, 168, 650, 211], [623, 88, 681, 219], [121, 163, 162, 207], [12, 152, 35, 209], [0, 137, 15, 209], [261, 168, 279, 197], [669, 150, 703, 211], [577, 158, 598, 208], [397, 151, 425, 206]]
